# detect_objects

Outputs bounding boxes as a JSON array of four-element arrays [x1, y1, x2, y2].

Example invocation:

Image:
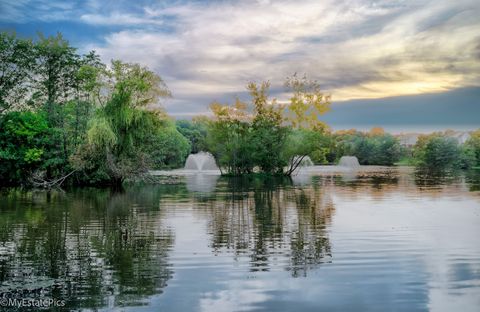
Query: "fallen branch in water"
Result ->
[[30, 170, 77, 189]]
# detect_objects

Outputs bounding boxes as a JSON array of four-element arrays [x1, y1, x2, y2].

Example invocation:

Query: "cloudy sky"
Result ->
[[1, 0, 479, 130]]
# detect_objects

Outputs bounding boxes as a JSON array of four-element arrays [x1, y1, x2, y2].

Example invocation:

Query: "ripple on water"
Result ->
[[0, 169, 479, 311]]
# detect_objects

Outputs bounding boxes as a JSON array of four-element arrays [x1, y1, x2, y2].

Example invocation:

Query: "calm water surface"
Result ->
[[1, 168, 480, 311]]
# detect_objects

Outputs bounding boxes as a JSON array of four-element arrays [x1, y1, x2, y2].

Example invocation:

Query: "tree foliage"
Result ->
[[206, 77, 330, 175], [0, 32, 35, 113], [207, 98, 256, 175], [0, 31, 192, 186], [335, 129, 403, 166], [284, 73, 331, 130], [176, 117, 208, 154], [72, 61, 176, 185], [464, 130, 480, 168], [0, 111, 51, 185], [413, 133, 462, 171]]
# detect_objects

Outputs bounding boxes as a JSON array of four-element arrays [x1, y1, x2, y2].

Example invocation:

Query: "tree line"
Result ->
[[1, 31, 479, 187], [0, 32, 189, 186]]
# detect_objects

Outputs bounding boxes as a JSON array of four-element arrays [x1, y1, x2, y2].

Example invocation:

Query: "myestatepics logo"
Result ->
[[0, 298, 66, 308]]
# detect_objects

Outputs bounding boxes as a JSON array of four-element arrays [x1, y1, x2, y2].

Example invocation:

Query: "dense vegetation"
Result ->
[[412, 131, 480, 172], [334, 128, 403, 166], [1, 31, 479, 186], [0, 32, 189, 186]]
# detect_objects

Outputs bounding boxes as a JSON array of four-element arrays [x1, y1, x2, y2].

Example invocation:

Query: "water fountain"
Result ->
[[289, 155, 314, 183], [338, 156, 360, 168], [291, 155, 314, 167], [299, 155, 314, 167], [184, 152, 219, 171]]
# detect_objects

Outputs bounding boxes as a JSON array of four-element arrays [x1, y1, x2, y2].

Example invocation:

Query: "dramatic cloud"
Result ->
[[1, 0, 480, 117]]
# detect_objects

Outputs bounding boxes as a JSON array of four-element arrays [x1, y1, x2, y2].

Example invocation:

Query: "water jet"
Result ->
[[184, 152, 219, 171]]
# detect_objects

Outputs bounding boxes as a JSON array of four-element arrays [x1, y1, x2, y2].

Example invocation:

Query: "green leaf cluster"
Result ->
[[0, 111, 51, 184]]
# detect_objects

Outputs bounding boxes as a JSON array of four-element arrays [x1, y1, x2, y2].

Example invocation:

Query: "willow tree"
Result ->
[[72, 60, 173, 185]]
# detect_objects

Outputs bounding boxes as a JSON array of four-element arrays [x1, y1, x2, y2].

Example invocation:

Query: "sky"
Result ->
[[1, 0, 479, 131]]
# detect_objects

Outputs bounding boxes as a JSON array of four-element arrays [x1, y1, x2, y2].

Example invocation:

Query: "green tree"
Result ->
[[72, 60, 172, 185], [33, 33, 80, 117], [282, 74, 332, 171], [145, 118, 191, 169], [176, 118, 208, 154], [30, 33, 102, 179], [334, 130, 402, 166], [207, 99, 255, 175], [249, 82, 289, 174], [414, 134, 462, 171], [207, 76, 331, 176], [374, 134, 403, 165], [0, 32, 35, 113], [284, 129, 330, 175], [464, 130, 480, 168]]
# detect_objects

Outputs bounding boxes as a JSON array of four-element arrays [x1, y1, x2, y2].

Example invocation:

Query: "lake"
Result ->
[[1, 167, 480, 311]]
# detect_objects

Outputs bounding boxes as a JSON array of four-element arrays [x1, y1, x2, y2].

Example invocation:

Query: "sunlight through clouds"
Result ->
[[1, 0, 479, 116], [79, 0, 480, 114]]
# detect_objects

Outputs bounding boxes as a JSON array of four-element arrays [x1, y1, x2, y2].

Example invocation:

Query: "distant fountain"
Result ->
[[184, 152, 219, 171], [338, 156, 360, 168], [292, 155, 314, 167]]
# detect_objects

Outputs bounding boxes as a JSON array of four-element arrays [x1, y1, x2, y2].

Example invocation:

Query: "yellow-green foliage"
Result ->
[[284, 73, 331, 130], [207, 77, 331, 175], [87, 116, 117, 149]]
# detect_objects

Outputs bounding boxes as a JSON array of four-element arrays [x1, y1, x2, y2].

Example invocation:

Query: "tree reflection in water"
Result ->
[[0, 187, 174, 310], [2, 169, 478, 310], [203, 176, 334, 277]]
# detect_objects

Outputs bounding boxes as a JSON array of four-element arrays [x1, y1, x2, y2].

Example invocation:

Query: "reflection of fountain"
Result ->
[[340, 171, 358, 182], [184, 152, 219, 171], [185, 174, 220, 193], [338, 156, 360, 168], [292, 172, 312, 186]]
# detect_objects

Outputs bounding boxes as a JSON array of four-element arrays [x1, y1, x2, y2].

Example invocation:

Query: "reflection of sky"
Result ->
[[118, 173, 480, 312]]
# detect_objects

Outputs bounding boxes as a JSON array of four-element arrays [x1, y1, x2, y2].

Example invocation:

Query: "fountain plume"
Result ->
[[184, 152, 219, 171], [338, 156, 360, 168]]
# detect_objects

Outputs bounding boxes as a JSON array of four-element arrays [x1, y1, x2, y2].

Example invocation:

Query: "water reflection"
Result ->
[[0, 188, 174, 310], [204, 176, 333, 277], [185, 173, 220, 193], [0, 168, 480, 311]]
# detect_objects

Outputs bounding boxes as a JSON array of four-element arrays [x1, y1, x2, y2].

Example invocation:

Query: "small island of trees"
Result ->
[[1, 32, 480, 187]]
